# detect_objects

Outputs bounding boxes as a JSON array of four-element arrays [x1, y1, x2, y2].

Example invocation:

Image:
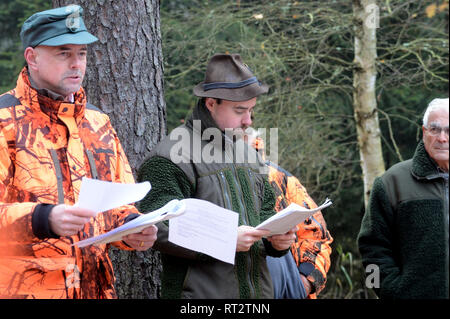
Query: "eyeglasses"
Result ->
[[425, 125, 449, 137]]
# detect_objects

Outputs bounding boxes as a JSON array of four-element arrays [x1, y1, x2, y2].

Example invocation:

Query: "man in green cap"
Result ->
[[0, 5, 158, 299], [20, 4, 98, 101]]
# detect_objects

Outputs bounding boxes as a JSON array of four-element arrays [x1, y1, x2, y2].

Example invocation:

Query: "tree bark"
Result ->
[[52, 0, 166, 298], [353, 0, 385, 208]]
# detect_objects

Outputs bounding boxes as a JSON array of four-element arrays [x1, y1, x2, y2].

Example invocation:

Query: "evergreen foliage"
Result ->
[[0, 0, 52, 92]]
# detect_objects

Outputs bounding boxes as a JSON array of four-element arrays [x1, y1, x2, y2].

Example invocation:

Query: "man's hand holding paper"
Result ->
[[48, 204, 96, 237], [236, 226, 270, 252], [256, 198, 332, 236], [236, 225, 298, 252], [122, 225, 158, 251], [266, 226, 299, 251], [70, 177, 159, 251]]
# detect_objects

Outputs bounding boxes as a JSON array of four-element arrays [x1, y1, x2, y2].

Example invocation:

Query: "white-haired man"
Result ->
[[358, 98, 449, 299]]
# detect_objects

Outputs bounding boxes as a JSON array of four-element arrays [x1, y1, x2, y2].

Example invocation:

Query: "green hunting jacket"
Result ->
[[358, 141, 449, 299], [137, 103, 286, 299]]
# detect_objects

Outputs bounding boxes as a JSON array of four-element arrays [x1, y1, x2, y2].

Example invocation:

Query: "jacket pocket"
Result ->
[[85, 147, 115, 181]]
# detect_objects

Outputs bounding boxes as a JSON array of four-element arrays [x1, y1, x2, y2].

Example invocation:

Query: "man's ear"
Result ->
[[24, 47, 38, 71], [204, 98, 216, 112]]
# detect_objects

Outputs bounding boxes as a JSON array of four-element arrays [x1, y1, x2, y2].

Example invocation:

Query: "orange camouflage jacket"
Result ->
[[0, 68, 139, 299], [253, 138, 333, 298]]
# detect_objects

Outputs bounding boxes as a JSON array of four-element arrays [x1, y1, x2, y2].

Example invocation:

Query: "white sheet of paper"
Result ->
[[74, 199, 185, 247], [256, 198, 332, 235], [168, 198, 239, 265], [75, 177, 151, 214]]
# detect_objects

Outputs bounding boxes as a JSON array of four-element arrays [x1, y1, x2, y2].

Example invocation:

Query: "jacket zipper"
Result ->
[[224, 141, 256, 298], [247, 168, 260, 213], [219, 171, 232, 210], [230, 165, 256, 297], [231, 165, 249, 224], [49, 149, 65, 204], [224, 144, 249, 225]]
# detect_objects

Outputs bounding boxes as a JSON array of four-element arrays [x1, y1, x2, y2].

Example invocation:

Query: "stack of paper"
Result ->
[[75, 199, 185, 248], [75, 197, 239, 265], [168, 198, 239, 264], [72, 177, 332, 265], [256, 198, 332, 235], [75, 177, 151, 214]]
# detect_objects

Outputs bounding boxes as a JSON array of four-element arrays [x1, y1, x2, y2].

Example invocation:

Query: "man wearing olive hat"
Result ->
[[137, 53, 297, 298], [0, 5, 158, 299]]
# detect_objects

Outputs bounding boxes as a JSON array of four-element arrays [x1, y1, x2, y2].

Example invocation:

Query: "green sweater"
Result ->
[[358, 141, 449, 299], [137, 103, 286, 299]]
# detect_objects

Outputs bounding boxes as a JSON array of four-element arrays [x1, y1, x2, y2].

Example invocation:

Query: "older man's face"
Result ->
[[423, 108, 449, 171]]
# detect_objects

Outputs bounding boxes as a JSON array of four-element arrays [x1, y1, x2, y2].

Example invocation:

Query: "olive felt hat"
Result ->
[[20, 5, 98, 49], [193, 53, 269, 102]]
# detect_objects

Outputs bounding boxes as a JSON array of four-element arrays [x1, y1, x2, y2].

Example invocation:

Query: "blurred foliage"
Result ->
[[0, 0, 52, 92], [160, 0, 448, 298]]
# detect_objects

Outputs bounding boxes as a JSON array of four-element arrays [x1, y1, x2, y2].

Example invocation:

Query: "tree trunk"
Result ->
[[52, 0, 166, 298], [353, 0, 385, 208]]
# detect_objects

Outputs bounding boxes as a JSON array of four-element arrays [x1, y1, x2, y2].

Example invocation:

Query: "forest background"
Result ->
[[0, 0, 448, 298]]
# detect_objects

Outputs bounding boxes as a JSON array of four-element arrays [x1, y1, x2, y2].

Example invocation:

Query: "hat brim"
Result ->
[[38, 31, 98, 47], [193, 82, 269, 101]]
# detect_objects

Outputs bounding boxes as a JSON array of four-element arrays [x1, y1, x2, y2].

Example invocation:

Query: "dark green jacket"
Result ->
[[137, 102, 286, 299], [358, 141, 449, 299]]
